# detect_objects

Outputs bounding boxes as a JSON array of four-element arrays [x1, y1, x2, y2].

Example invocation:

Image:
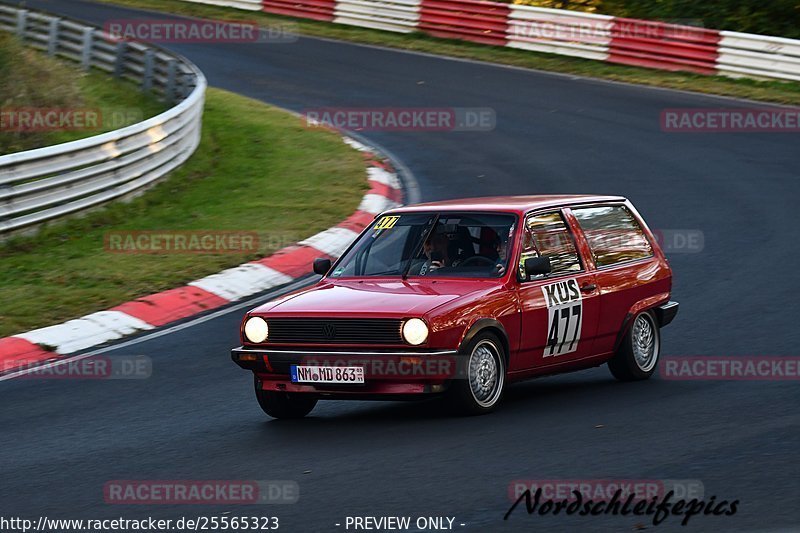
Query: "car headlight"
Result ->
[[244, 316, 269, 343], [402, 318, 429, 345]]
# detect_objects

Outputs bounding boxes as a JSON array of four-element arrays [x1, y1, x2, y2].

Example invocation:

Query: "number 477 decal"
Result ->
[[542, 279, 583, 357]]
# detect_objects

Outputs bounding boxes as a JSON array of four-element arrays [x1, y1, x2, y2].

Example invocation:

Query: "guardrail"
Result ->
[[609, 18, 721, 75], [718, 31, 800, 82], [0, 5, 206, 237], [178, 0, 800, 82], [419, 0, 509, 46], [263, 0, 336, 21], [335, 0, 421, 33], [507, 5, 612, 61], [188, 0, 262, 10]]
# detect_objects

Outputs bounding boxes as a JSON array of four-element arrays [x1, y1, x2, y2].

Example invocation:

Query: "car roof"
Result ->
[[388, 195, 627, 215]]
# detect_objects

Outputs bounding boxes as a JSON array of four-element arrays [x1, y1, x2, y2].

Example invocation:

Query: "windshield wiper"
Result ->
[[401, 214, 439, 280]]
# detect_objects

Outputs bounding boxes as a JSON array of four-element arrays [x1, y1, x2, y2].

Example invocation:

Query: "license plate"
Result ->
[[290, 365, 365, 384]]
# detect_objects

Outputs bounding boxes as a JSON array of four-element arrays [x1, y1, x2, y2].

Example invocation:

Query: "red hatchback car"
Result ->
[[232, 195, 678, 418]]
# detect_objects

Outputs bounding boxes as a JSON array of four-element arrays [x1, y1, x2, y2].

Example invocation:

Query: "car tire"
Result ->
[[254, 377, 318, 419], [447, 331, 506, 415], [608, 310, 661, 381]]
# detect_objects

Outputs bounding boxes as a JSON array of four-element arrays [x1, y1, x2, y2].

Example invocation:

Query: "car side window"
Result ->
[[518, 212, 582, 280], [572, 205, 654, 267]]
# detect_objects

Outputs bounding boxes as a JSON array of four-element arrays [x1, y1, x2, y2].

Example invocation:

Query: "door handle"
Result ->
[[580, 283, 597, 293]]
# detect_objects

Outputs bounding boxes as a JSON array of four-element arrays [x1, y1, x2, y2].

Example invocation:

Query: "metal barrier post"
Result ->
[[114, 41, 127, 78], [47, 17, 59, 57], [15, 9, 26, 38], [166, 59, 177, 103], [81, 27, 94, 70], [143, 49, 154, 92]]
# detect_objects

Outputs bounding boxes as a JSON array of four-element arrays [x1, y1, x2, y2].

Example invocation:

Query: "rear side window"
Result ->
[[519, 212, 582, 279], [572, 205, 653, 267]]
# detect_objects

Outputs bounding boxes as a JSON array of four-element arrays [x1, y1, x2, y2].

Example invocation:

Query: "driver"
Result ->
[[474, 228, 508, 276]]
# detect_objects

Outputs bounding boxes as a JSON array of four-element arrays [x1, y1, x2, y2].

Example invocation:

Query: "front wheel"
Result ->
[[608, 310, 661, 381], [254, 377, 318, 419], [447, 332, 506, 415]]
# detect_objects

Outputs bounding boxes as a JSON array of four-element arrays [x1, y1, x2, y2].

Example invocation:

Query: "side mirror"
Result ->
[[313, 258, 332, 276], [524, 256, 552, 277]]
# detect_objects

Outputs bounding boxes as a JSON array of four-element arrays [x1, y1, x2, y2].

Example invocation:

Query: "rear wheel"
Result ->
[[608, 311, 660, 381], [447, 332, 506, 415], [254, 377, 317, 419]]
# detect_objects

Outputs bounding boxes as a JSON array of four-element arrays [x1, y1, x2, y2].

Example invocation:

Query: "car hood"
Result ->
[[251, 279, 499, 318]]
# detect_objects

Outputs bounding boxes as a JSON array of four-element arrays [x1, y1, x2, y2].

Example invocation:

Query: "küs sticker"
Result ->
[[542, 279, 582, 357]]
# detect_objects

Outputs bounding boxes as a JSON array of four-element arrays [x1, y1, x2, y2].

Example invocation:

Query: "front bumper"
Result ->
[[232, 347, 463, 397]]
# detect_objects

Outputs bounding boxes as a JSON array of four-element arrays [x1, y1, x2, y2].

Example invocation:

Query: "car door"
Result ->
[[513, 210, 600, 372]]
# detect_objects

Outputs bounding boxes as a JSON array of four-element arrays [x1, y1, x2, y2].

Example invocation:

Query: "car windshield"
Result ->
[[330, 212, 516, 278]]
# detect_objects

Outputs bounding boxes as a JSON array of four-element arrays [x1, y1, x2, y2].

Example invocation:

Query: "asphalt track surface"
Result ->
[[2, 1, 799, 531]]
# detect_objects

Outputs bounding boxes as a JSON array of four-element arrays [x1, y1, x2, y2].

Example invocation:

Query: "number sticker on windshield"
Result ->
[[374, 215, 400, 230], [542, 278, 582, 357]]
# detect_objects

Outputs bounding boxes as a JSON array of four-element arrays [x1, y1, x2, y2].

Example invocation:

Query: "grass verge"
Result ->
[[0, 87, 368, 337], [0, 33, 166, 154], [95, 0, 800, 105]]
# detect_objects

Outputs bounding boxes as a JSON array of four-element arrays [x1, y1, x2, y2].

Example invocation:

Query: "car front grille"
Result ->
[[266, 318, 404, 345]]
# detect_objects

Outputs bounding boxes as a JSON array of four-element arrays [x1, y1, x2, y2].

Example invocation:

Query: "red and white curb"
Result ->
[[0, 135, 402, 373]]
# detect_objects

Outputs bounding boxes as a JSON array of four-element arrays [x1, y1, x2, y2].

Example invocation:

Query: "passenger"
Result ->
[[493, 233, 509, 276]]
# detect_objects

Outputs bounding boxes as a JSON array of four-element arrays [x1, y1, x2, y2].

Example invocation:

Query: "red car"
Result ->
[[232, 195, 678, 418]]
